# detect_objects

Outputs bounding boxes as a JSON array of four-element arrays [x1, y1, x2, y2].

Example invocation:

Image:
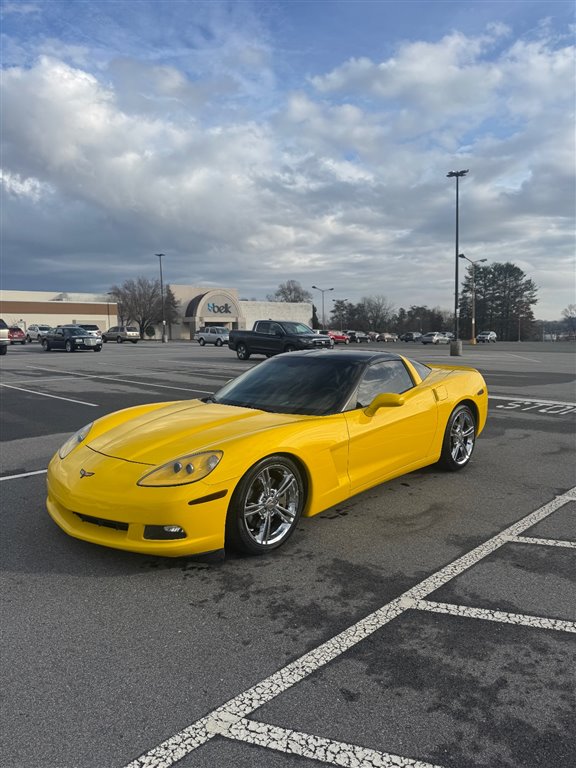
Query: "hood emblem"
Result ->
[[79, 469, 95, 479]]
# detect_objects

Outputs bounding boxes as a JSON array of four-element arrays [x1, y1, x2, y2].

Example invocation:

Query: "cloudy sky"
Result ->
[[1, 0, 574, 320]]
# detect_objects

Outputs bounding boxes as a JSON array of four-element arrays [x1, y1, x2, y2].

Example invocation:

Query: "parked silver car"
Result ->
[[102, 325, 139, 343], [195, 326, 230, 346], [421, 332, 450, 345], [476, 330, 497, 343], [26, 323, 52, 343]]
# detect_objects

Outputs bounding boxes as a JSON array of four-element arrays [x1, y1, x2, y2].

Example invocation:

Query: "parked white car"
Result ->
[[421, 332, 450, 345], [26, 324, 52, 343], [476, 330, 497, 343]]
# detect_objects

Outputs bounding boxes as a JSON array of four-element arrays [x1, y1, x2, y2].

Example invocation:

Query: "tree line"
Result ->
[[108, 265, 574, 342]]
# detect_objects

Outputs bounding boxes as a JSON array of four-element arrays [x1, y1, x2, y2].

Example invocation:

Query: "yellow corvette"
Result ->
[[47, 350, 488, 557]]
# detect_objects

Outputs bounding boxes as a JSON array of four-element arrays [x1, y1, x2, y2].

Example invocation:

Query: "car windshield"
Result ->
[[213, 328, 228, 334], [212, 355, 364, 415], [280, 322, 314, 335], [68, 328, 86, 336], [39, 325, 51, 331]]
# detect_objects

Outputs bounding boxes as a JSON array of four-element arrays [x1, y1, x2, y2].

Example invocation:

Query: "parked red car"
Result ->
[[8, 326, 26, 345], [327, 330, 350, 344]]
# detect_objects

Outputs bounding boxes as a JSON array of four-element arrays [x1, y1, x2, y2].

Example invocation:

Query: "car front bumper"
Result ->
[[46, 448, 231, 557]]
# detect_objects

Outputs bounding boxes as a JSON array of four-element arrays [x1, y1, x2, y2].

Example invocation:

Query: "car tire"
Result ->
[[438, 404, 476, 472], [42, 340, 50, 351], [65, 340, 74, 353], [102, 337, 108, 343], [199, 338, 205, 346], [345, 338, 350, 344], [131, 340, 138, 344], [236, 343, 250, 360], [116, 336, 123, 343], [0, 345, 7, 356], [284, 344, 296, 353], [26, 335, 32, 343], [94, 346, 102, 352], [215, 338, 223, 347], [226, 455, 305, 555]]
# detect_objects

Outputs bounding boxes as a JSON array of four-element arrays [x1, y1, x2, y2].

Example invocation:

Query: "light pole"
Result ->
[[458, 254, 487, 344], [105, 291, 114, 328], [447, 169, 469, 354], [155, 253, 167, 343], [312, 285, 334, 330]]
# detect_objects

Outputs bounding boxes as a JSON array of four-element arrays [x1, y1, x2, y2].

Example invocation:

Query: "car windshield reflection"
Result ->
[[212, 356, 363, 416]]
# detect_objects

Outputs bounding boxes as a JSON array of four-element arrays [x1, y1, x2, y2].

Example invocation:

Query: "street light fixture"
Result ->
[[311, 285, 334, 330], [447, 169, 469, 354], [459, 254, 487, 344], [155, 253, 167, 343]]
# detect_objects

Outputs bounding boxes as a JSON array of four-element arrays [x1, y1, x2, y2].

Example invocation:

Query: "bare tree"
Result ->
[[267, 280, 313, 303]]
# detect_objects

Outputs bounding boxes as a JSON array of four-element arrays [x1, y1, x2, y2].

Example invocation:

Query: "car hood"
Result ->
[[87, 401, 309, 465]]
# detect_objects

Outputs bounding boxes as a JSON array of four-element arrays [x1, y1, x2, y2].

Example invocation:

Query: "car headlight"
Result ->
[[137, 451, 223, 487], [58, 422, 94, 459]]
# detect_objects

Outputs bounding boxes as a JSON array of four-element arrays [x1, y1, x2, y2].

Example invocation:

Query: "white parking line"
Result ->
[[22, 366, 212, 394], [489, 395, 576, 407], [0, 383, 98, 407], [222, 717, 444, 768], [123, 486, 576, 768], [0, 469, 47, 482]]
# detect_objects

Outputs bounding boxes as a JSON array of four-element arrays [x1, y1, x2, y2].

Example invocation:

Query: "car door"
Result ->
[[52, 328, 65, 349], [344, 360, 438, 491]]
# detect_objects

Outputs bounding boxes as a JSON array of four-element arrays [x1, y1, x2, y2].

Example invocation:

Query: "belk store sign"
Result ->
[[207, 302, 232, 314]]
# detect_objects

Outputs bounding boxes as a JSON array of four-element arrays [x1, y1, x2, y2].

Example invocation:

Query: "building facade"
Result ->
[[0, 287, 313, 340]]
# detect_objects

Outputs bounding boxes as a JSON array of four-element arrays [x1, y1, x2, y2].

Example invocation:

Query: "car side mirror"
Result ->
[[364, 393, 405, 416]]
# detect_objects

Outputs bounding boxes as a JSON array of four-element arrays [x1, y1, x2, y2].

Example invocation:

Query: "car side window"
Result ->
[[109, 327, 117, 333], [257, 322, 271, 334], [269, 323, 283, 335], [355, 361, 414, 407]]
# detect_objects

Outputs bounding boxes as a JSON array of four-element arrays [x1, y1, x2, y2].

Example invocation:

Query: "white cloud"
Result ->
[[1, 12, 574, 320]]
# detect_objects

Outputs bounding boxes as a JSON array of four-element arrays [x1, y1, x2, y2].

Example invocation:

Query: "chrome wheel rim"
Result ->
[[450, 410, 475, 465], [243, 464, 300, 546]]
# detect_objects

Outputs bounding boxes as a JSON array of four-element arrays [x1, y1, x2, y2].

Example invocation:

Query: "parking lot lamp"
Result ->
[[312, 285, 334, 330], [155, 253, 167, 343], [447, 169, 469, 354], [459, 253, 487, 344]]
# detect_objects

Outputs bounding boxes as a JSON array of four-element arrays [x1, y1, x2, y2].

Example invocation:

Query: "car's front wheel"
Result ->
[[284, 344, 296, 353], [226, 455, 305, 554], [215, 338, 223, 347], [198, 338, 205, 346], [116, 336, 123, 343], [42, 340, 50, 351], [236, 343, 250, 360], [0, 345, 7, 356], [438, 404, 476, 471], [65, 340, 74, 353], [94, 345, 102, 352]]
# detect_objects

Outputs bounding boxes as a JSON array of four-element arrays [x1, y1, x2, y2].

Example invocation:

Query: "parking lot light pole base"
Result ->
[[450, 340, 463, 356]]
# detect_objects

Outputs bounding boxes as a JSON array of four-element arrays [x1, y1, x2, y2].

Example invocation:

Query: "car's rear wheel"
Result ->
[[0, 345, 7, 356], [236, 343, 250, 360], [42, 340, 50, 351], [199, 338, 205, 346], [215, 338, 223, 347], [65, 340, 74, 353], [226, 455, 305, 554], [131, 340, 138, 344], [438, 404, 476, 471]]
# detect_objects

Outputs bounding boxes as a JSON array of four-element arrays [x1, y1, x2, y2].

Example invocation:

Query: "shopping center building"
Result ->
[[0, 286, 313, 339]]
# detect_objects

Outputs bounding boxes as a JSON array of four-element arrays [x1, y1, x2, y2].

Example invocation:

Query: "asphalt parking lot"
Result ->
[[1, 340, 574, 768]]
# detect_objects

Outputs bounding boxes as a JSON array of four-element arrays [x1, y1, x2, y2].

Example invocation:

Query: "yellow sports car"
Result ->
[[46, 350, 488, 557]]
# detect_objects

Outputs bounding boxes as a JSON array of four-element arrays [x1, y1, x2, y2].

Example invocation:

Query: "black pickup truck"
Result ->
[[228, 320, 333, 360]]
